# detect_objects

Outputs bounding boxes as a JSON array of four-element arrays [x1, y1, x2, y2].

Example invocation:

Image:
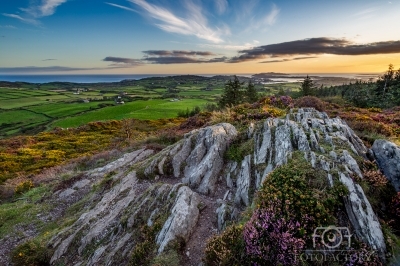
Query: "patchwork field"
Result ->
[[0, 75, 307, 138]]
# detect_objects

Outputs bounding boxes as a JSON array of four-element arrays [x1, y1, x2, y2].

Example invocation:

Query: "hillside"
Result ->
[[1, 96, 400, 265]]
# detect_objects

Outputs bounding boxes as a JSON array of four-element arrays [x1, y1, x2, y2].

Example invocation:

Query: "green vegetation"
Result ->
[[218, 76, 260, 107]]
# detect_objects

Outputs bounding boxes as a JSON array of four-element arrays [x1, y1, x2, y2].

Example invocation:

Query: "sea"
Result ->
[[0, 73, 379, 84]]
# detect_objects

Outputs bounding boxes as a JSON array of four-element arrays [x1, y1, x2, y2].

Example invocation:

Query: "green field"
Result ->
[[52, 99, 207, 128], [0, 75, 295, 138]]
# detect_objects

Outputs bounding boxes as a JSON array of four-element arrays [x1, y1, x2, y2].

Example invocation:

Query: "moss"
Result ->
[[224, 138, 254, 163], [11, 239, 50, 266], [150, 250, 180, 266]]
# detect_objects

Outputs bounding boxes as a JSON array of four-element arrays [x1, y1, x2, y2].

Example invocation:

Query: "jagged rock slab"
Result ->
[[48, 148, 199, 266], [142, 123, 237, 195], [156, 186, 200, 253], [372, 139, 400, 192]]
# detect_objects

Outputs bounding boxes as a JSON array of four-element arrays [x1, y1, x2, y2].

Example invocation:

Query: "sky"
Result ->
[[1, 0, 400, 75]]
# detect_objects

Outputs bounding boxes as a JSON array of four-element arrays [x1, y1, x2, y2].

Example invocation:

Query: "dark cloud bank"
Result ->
[[229, 37, 400, 63]]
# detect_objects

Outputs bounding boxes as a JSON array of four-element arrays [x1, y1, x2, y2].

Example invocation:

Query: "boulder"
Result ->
[[372, 139, 400, 192]]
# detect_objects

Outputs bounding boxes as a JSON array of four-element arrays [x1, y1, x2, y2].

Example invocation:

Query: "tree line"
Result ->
[[299, 64, 400, 108]]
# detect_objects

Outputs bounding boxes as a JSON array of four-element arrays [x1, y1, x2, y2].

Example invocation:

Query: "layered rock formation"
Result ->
[[9, 109, 394, 265]]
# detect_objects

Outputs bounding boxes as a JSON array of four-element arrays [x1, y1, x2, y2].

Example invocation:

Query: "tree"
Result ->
[[245, 80, 259, 103], [300, 75, 316, 96], [219, 75, 244, 107]]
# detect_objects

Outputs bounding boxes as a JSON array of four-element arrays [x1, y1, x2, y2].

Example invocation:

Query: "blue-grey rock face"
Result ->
[[372, 139, 400, 192]]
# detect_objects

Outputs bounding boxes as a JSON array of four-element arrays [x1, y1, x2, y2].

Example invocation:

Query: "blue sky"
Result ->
[[1, 0, 400, 74]]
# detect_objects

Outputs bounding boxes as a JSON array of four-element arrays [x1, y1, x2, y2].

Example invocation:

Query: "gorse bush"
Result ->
[[204, 224, 249, 266], [243, 201, 305, 266], [14, 180, 34, 194]]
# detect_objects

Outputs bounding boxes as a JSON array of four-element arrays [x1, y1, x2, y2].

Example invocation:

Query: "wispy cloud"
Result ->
[[215, 0, 228, 15], [229, 37, 400, 63], [0, 66, 104, 74], [244, 3, 280, 32], [0, 25, 17, 29], [264, 3, 280, 25], [105, 2, 137, 12], [2, 14, 40, 26], [3, 0, 68, 26], [103, 56, 143, 67], [260, 56, 317, 63], [199, 40, 259, 50], [22, 0, 68, 18], [42, 59, 57, 61], [127, 0, 224, 43], [353, 7, 377, 17], [143, 50, 216, 57]]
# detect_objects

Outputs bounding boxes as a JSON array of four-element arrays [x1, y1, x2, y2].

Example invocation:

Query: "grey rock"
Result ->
[[156, 186, 200, 253], [339, 172, 386, 258], [372, 139, 400, 192], [234, 155, 252, 206]]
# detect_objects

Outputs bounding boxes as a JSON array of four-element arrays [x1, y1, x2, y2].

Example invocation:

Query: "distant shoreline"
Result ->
[[0, 73, 380, 84]]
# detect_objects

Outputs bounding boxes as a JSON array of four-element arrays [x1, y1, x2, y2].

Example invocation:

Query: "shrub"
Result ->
[[14, 180, 34, 194], [151, 250, 180, 266], [294, 96, 325, 111], [259, 95, 294, 109], [243, 203, 305, 266], [204, 224, 249, 266], [389, 192, 400, 232], [363, 170, 388, 187], [11, 239, 50, 266]]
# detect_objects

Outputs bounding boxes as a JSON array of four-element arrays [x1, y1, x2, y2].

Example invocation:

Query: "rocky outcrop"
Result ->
[[21, 109, 391, 265], [216, 108, 386, 258], [372, 139, 400, 192], [48, 147, 198, 266], [141, 123, 237, 195]]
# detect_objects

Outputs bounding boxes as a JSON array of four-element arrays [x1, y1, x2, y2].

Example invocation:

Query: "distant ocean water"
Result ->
[[0, 74, 173, 83]]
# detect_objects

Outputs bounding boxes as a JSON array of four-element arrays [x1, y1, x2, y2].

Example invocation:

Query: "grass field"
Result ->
[[51, 98, 208, 128], [0, 76, 296, 138], [26, 102, 111, 118]]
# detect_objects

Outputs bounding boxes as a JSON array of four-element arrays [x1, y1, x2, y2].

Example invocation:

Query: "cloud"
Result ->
[[128, 0, 224, 43], [0, 66, 103, 74], [353, 7, 377, 17], [263, 3, 280, 25], [0, 25, 17, 29], [198, 40, 259, 50], [260, 56, 317, 63], [104, 50, 226, 65], [229, 37, 400, 63], [42, 59, 57, 61], [2, 13, 40, 26], [215, 0, 228, 15], [143, 50, 216, 56], [144, 56, 227, 64], [238, 2, 279, 32], [103, 56, 143, 66], [22, 0, 68, 18], [141, 49, 225, 64], [105, 2, 137, 12], [3, 0, 67, 26]]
